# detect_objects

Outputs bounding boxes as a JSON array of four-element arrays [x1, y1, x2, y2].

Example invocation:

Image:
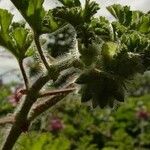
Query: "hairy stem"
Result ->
[[1, 74, 50, 150], [28, 84, 75, 122], [0, 116, 15, 126], [34, 33, 50, 70], [39, 87, 76, 98], [18, 59, 29, 89]]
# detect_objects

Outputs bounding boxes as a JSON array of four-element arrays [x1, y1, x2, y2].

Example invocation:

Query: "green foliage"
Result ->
[[15, 132, 70, 150], [107, 4, 133, 27], [11, 0, 45, 33], [0, 9, 32, 60], [91, 17, 112, 40], [10, 0, 61, 34], [128, 72, 150, 96], [57, 0, 81, 8], [0, 84, 14, 116], [76, 69, 125, 108], [107, 4, 150, 34], [53, 0, 99, 27], [83, 0, 100, 22], [11, 94, 150, 149], [74, 3, 150, 107], [79, 42, 100, 66]]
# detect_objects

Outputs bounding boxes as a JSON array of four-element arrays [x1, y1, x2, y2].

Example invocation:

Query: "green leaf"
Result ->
[[93, 93, 109, 108], [114, 87, 125, 102], [10, 27, 33, 59], [53, 0, 99, 27], [11, 0, 45, 34], [111, 21, 127, 38], [137, 15, 150, 33], [53, 6, 83, 26], [0, 9, 13, 33], [121, 32, 149, 53], [91, 17, 112, 40], [0, 12, 32, 59], [76, 69, 101, 84], [0, 9, 13, 45], [58, 0, 81, 7], [27, 0, 45, 31], [42, 11, 60, 33], [12, 27, 28, 49], [107, 4, 132, 27], [81, 85, 92, 102], [0, 9, 18, 57], [83, 0, 100, 22], [79, 42, 100, 66]]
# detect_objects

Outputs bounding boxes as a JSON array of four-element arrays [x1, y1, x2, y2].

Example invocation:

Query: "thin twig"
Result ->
[[28, 83, 75, 122], [18, 60, 29, 89], [0, 116, 15, 126], [39, 87, 76, 98], [34, 33, 50, 70]]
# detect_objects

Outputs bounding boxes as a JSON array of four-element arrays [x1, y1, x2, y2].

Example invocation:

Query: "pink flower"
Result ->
[[8, 87, 25, 106], [49, 117, 64, 132], [136, 110, 149, 120]]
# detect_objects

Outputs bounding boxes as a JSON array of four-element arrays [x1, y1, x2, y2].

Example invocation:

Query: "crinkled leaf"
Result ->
[[107, 5, 150, 34], [83, 0, 100, 22], [80, 85, 92, 102], [53, 7, 83, 26], [107, 4, 132, 27], [76, 69, 101, 84], [111, 21, 128, 38], [0, 9, 18, 57], [137, 15, 150, 33], [42, 11, 60, 33], [53, 0, 99, 26], [12, 27, 28, 49], [0, 9, 13, 33], [121, 32, 150, 53], [91, 17, 112, 40], [114, 86, 125, 102], [58, 0, 81, 7], [11, 0, 45, 34], [11, 27, 33, 59]]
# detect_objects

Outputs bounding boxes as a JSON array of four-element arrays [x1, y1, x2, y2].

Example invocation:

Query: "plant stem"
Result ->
[[39, 87, 76, 98], [0, 116, 15, 126], [28, 85, 75, 122], [34, 33, 50, 70], [1, 74, 50, 150], [18, 59, 29, 89]]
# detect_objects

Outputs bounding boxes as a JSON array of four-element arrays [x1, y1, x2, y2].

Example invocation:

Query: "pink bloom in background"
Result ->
[[8, 87, 25, 106], [136, 110, 149, 120], [49, 117, 64, 132]]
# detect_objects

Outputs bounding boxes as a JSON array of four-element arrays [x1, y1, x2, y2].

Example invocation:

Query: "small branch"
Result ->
[[18, 59, 29, 89], [0, 116, 15, 126], [39, 87, 76, 98], [28, 84, 75, 122], [1, 74, 51, 150], [34, 33, 50, 70]]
